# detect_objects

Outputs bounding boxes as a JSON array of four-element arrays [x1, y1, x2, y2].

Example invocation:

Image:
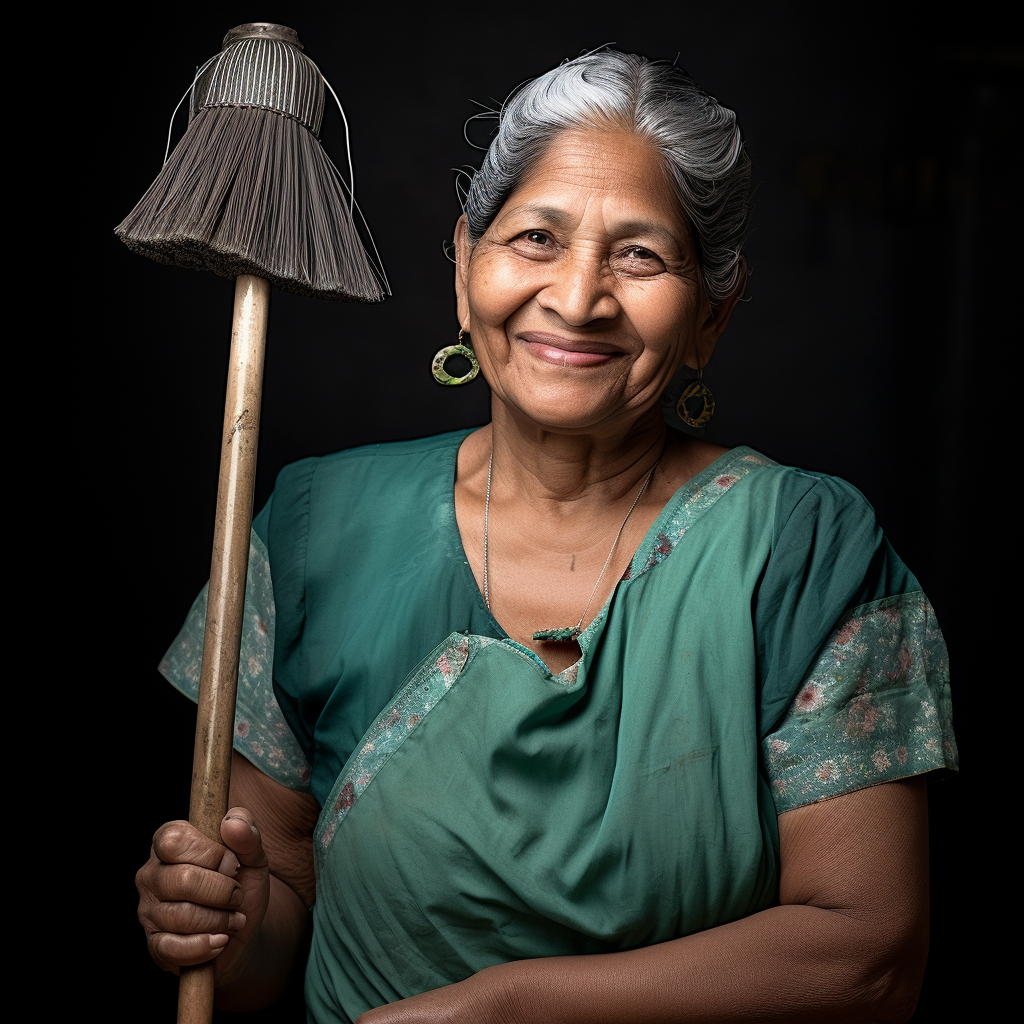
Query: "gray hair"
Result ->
[[462, 49, 751, 304]]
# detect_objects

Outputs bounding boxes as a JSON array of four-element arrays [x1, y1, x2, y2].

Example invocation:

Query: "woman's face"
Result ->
[[455, 128, 739, 436]]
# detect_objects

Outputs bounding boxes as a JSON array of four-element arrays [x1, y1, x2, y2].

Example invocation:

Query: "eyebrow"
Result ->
[[613, 219, 686, 250], [507, 204, 574, 228]]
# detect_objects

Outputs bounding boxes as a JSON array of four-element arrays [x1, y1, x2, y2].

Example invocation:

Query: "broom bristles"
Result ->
[[117, 105, 385, 301]]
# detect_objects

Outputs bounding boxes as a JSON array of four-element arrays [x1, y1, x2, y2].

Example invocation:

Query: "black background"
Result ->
[[78, 2, 1017, 1018]]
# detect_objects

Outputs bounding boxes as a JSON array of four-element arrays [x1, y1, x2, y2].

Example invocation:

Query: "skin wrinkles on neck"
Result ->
[[486, 404, 668, 515]]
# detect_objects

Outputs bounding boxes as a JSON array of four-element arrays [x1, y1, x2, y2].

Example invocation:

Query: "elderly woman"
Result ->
[[138, 49, 957, 1023]]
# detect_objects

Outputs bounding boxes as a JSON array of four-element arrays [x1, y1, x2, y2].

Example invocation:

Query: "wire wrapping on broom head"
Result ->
[[115, 23, 387, 302]]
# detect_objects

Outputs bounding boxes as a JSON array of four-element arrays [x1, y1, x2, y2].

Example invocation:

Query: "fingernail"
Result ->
[[224, 814, 259, 837], [210, 934, 229, 949], [229, 912, 247, 930], [229, 886, 244, 908]]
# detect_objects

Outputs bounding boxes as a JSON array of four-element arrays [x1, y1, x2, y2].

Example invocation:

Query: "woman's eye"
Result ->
[[508, 230, 557, 256], [617, 246, 665, 273]]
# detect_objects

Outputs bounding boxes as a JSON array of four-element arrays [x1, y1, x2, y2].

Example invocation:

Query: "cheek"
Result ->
[[466, 257, 537, 327], [624, 284, 701, 361]]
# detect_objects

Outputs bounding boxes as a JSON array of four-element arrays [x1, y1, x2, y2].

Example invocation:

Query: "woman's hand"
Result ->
[[136, 807, 271, 985]]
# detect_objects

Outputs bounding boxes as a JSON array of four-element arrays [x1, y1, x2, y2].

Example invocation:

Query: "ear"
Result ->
[[454, 215, 472, 331], [694, 255, 748, 367]]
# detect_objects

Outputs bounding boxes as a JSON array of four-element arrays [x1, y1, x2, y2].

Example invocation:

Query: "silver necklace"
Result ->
[[483, 449, 661, 642]]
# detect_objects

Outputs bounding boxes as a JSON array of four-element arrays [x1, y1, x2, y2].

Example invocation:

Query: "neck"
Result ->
[[488, 398, 668, 510]]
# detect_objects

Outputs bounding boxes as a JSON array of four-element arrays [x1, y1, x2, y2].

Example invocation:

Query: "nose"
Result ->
[[538, 248, 620, 327]]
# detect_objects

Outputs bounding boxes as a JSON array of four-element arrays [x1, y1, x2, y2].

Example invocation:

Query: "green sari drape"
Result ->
[[161, 429, 956, 1023]]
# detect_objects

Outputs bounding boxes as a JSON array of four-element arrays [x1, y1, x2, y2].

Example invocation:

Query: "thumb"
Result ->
[[219, 807, 269, 872]]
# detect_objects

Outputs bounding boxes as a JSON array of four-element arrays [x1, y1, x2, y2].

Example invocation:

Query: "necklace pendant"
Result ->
[[532, 626, 581, 642]]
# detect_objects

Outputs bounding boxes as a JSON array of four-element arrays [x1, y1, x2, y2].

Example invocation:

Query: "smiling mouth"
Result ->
[[516, 331, 623, 367]]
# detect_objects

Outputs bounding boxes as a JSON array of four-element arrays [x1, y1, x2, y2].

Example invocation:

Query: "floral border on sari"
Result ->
[[762, 591, 957, 813], [626, 449, 777, 580], [315, 632, 501, 851], [158, 531, 312, 793]]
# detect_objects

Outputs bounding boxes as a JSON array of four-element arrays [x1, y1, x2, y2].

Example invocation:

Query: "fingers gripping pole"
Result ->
[[178, 275, 269, 1024]]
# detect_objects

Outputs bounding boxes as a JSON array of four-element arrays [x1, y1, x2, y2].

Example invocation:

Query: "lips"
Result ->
[[516, 331, 623, 368]]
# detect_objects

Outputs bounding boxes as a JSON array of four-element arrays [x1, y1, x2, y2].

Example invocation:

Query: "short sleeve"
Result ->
[[157, 513, 313, 794], [754, 472, 958, 812], [762, 592, 956, 811]]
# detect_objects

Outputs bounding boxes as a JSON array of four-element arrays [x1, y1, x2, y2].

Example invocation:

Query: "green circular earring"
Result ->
[[431, 330, 480, 386], [675, 368, 715, 428]]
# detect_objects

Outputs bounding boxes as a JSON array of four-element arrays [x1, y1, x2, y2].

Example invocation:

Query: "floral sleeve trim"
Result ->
[[157, 531, 312, 793], [316, 632, 496, 852], [626, 450, 776, 580], [762, 591, 957, 813]]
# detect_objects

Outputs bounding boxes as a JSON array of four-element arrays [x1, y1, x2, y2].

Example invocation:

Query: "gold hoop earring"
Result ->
[[431, 329, 480, 386], [676, 366, 715, 428]]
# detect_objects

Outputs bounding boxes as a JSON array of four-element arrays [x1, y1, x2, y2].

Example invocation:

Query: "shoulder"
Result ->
[[262, 428, 474, 573], [261, 429, 477, 640], [268, 429, 474, 534], [273, 427, 474, 500], [720, 447, 884, 544], [707, 448, 919, 612]]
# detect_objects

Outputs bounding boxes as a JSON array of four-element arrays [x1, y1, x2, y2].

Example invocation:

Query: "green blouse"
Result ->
[[161, 429, 957, 1023]]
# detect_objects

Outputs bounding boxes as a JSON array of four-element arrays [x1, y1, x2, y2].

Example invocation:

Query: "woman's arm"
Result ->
[[136, 751, 319, 1011], [358, 776, 929, 1024]]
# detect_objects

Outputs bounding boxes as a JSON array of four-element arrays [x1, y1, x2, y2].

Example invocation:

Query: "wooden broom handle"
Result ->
[[178, 274, 269, 1024]]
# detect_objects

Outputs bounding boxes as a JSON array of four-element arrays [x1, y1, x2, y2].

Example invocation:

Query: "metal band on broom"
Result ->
[[117, 22, 386, 1023]]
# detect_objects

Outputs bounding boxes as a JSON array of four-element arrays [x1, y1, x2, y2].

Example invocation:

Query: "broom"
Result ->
[[116, 22, 385, 1023]]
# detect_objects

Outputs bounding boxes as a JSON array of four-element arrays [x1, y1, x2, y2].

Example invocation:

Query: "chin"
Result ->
[[504, 390, 643, 435], [490, 352, 665, 428]]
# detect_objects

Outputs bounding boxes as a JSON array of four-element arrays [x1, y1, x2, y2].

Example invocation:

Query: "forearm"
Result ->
[[495, 901, 924, 1024], [214, 873, 311, 1011]]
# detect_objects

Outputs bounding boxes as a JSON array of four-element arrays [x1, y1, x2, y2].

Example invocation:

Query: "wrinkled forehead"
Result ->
[[490, 128, 693, 245]]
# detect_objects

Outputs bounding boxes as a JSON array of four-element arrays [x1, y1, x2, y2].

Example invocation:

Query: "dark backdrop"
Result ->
[[84, 3, 1017, 1018]]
